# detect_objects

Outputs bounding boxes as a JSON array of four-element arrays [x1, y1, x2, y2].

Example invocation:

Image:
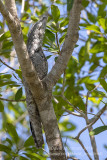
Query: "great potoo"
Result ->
[[23, 15, 48, 148]]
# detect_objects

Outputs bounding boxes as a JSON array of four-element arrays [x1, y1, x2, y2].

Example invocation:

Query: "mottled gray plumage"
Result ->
[[23, 16, 48, 148]]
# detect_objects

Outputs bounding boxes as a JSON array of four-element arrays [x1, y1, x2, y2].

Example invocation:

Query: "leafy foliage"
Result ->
[[90, 126, 107, 135], [0, 0, 107, 159]]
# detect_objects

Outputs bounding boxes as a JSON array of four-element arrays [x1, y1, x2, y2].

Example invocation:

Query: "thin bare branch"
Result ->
[[0, 59, 16, 71], [87, 126, 99, 160], [85, 91, 89, 116], [62, 106, 83, 117], [75, 105, 107, 139], [89, 105, 107, 124], [77, 139, 92, 160], [67, 156, 79, 160], [56, 32, 61, 55], [62, 95, 86, 118], [61, 71, 66, 95], [76, 122, 94, 139], [0, 97, 26, 102], [84, 84, 103, 160], [87, 112, 106, 126], [21, 0, 25, 14], [13, 111, 27, 125]]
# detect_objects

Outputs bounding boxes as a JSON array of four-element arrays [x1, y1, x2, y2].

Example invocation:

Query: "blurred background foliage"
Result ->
[[0, 0, 107, 159]]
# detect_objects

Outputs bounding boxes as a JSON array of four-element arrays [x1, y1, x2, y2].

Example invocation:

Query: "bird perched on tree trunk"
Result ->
[[23, 15, 48, 148]]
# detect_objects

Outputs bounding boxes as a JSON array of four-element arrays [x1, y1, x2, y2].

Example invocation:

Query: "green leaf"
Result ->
[[98, 18, 106, 30], [90, 126, 107, 135], [59, 33, 66, 44], [45, 29, 55, 42], [82, 0, 89, 8], [31, 16, 38, 22], [86, 25, 101, 33], [23, 153, 40, 160], [89, 42, 104, 54], [78, 76, 98, 85], [0, 101, 4, 112], [67, 0, 74, 12], [0, 31, 11, 41], [15, 69, 22, 79], [51, 5, 60, 23], [99, 78, 107, 92], [24, 136, 35, 147], [79, 46, 86, 67], [2, 40, 13, 49], [60, 18, 68, 28], [6, 123, 19, 144], [15, 87, 23, 101], [21, 13, 29, 21], [98, 4, 106, 18], [100, 66, 107, 78], [0, 74, 12, 79], [87, 11, 97, 23], [92, 90, 106, 97], [20, 156, 29, 160], [5, 138, 13, 146], [103, 52, 107, 63], [46, 55, 52, 60], [0, 144, 11, 153]]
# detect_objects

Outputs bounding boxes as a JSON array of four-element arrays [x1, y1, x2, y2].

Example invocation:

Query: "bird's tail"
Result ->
[[23, 78, 44, 148]]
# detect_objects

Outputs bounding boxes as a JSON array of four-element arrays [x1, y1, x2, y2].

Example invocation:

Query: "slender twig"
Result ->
[[84, 85, 101, 160], [85, 91, 89, 116], [21, 0, 25, 14], [53, 96, 59, 104], [67, 156, 79, 160], [89, 84, 101, 93], [80, 93, 107, 98], [0, 59, 16, 71], [13, 111, 27, 125], [61, 95, 86, 118], [62, 106, 83, 117], [75, 122, 94, 139], [69, 106, 106, 138], [61, 70, 66, 95], [42, 148, 49, 156], [87, 125, 99, 160], [89, 105, 107, 124], [0, 97, 26, 102], [99, 117, 106, 126], [56, 32, 61, 55], [77, 139, 92, 160], [74, 105, 106, 160], [87, 112, 106, 126]]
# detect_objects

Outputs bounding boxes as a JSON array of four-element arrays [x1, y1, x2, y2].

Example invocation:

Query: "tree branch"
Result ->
[[89, 105, 107, 124], [61, 95, 86, 118], [86, 105, 106, 159], [87, 125, 99, 160], [62, 106, 83, 117], [0, 0, 44, 100], [13, 111, 27, 125], [77, 138, 92, 160], [0, 97, 26, 102], [44, 0, 82, 88], [5, 0, 17, 18], [0, 58, 16, 71]]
